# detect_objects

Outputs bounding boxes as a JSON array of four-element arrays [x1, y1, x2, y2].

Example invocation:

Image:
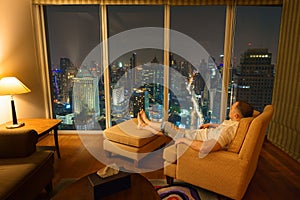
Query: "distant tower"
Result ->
[[112, 86, 125, 106], [130, 53, 137, 69], [128, 53, 137, 90], [129, 88, 149, 118], [194, 72, 205, 95], [111, 86, 129, 120], [169, 53, 177, 69], [59, 58, 72, 103], [233, 48, 274, 111], [142, 56, 163, 104], [73, 68, 100, 116]]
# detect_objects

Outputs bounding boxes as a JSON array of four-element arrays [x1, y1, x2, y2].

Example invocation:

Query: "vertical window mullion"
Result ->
[[220, 3, 236, 122], [163, 4, 170, 121], [101, 4, 111, 129]]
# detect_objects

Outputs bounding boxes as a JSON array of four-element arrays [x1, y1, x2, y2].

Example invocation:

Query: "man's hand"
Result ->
[[199, 123, 219, 129], [199, 123, 211, 129]]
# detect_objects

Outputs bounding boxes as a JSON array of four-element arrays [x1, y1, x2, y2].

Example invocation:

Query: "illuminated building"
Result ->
[[73, 68, 100, 116], [233, 48, 274, 111]]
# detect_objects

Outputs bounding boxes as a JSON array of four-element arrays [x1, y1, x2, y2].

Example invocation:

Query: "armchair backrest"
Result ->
[[238, 105, 274, 175]]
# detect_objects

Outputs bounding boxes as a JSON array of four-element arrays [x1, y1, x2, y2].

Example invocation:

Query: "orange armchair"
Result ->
[[163, 105, 274, 200]]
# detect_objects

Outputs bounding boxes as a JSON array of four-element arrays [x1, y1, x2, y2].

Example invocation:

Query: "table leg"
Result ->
[[53, 127, 61, 159]]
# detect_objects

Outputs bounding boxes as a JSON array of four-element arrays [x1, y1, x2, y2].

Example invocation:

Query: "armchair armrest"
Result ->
[[0, 129, 38, 158], [177, 143, 247, 171]]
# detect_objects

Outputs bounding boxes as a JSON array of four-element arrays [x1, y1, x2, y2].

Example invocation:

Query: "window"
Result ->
[[42, 3, 282, 130], [45, 5, 101, 130], [107, 5, 164, 125], [229, 6, 281, 113], [170, 6, 226, 127]]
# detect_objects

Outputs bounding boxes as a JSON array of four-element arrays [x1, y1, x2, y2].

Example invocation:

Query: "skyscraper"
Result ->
[[233, 48, 274, 111], [111, 86, 129, 121], [73, 68, 100, 116], [129, 88, 149, 118], [59, 58, 77, 103], [129, 53, 137, 90]]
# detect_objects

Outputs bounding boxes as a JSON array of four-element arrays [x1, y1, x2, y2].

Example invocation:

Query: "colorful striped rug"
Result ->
[[149, 179, 219, 200]]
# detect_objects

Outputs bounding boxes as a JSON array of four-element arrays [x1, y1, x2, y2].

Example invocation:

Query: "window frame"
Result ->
[[32, 0, 283, 130]]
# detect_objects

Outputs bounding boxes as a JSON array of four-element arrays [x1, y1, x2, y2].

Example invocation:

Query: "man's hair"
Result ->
[[236, 100, 254, 118]]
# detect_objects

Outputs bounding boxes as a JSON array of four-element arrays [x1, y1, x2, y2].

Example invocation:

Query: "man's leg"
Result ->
[[161, 121, 197, 139], [138, 110, 197, 140]]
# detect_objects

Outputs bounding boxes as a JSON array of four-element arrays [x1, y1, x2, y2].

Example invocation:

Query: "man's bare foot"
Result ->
[[137, 113, 163, 135], [137, 113, 147, 129], [139, 110, 150, 125]]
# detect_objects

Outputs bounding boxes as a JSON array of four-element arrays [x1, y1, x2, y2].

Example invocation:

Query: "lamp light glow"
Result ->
[[0, 77, 31, 128]]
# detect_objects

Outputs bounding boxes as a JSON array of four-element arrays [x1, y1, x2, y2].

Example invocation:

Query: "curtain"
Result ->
[[268, 0, 300, 163], [32, 0, 101, 4], [31, 5, 53, 118], [31, 0, 167, 5], [32, 0, 282, 5]]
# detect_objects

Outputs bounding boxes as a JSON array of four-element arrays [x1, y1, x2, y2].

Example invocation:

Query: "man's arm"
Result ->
[[175, 138, 222, 154]]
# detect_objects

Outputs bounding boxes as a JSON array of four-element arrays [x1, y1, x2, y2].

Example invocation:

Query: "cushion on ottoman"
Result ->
[[103, 119, 159, 147]]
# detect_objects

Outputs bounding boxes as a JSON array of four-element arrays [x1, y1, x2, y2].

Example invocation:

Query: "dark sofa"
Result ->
[[0, 129, 54, 200]]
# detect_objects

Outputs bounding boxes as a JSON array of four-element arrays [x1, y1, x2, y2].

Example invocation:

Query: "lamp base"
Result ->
[[6, 122, 25, 129]]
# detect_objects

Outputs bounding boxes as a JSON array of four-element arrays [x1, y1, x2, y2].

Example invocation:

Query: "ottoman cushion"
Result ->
[[103, 119, 160, 148]]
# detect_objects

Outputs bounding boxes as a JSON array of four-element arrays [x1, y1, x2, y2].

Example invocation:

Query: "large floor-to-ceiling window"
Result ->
[[39, 1, 281, 131], [170, 6, 226, 128], [107, 5, 164, 126], [45, 5, 104, 129], [45, 5, 102, 130], [228, 6, 281, 113]]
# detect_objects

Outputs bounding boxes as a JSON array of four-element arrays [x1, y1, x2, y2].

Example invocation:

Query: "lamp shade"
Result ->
[[0, 77, 31, 95]]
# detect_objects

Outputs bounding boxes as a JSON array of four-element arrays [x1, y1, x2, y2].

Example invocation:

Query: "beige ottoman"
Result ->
[[103, 119, 170, 167]]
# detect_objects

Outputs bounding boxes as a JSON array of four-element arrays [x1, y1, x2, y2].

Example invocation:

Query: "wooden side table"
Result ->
[[0, 118, 62, 158]]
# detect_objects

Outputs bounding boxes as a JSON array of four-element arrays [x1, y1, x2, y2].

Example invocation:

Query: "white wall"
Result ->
[[0, 0, 47, 124]]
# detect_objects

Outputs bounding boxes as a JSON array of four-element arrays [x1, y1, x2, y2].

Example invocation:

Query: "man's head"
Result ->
[[229, 100, 254, 121]]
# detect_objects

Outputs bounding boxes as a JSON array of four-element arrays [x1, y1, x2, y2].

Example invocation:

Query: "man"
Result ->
[[138, 100, 253, 154]]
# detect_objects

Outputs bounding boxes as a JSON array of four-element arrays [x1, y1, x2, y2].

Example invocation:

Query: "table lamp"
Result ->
[[0, 77, 31, 128]]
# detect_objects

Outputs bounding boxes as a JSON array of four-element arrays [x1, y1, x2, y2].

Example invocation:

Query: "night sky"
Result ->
[[46, 5, 281, 68]]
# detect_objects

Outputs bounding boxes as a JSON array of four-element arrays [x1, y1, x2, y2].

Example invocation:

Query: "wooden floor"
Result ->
[[37, 133, 300, 200]]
